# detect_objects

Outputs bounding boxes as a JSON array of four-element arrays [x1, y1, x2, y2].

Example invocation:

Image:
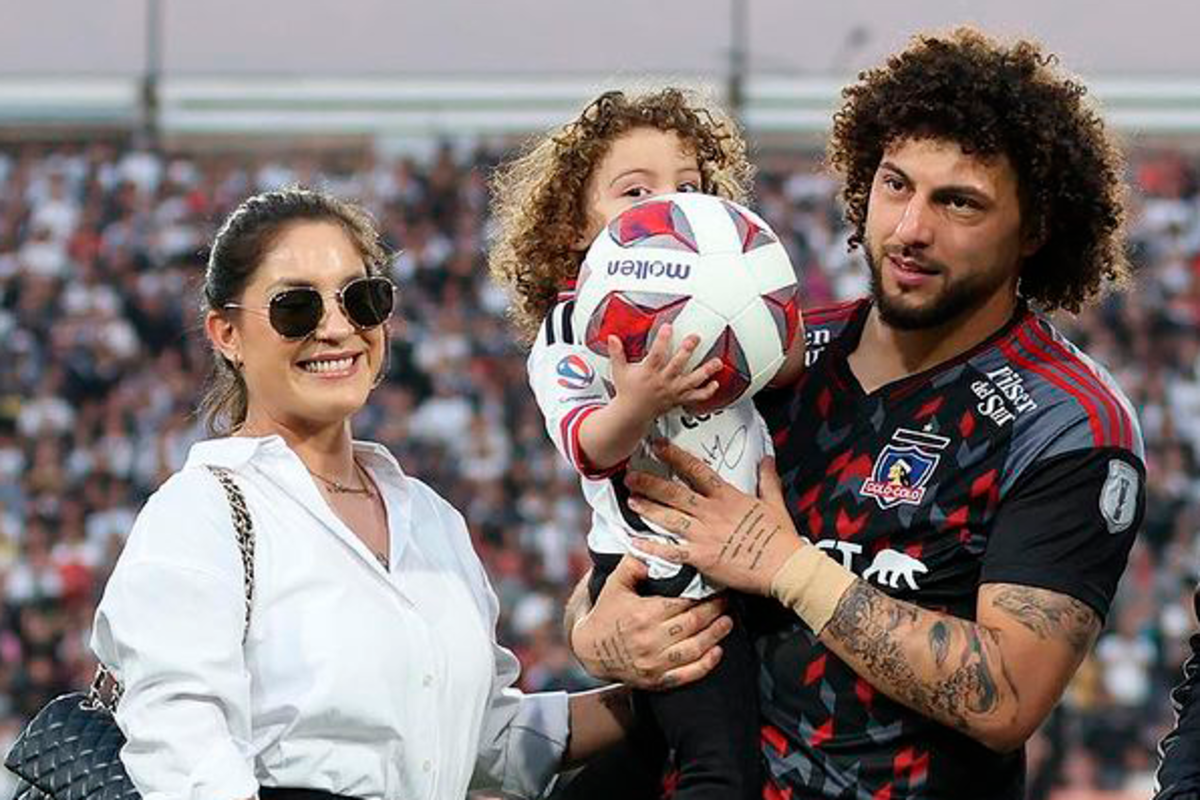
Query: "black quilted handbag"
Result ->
[[4, 466, 255, 799]]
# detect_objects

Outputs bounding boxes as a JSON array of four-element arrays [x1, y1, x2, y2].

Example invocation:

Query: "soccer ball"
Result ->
[[573, 193, 801, 413]]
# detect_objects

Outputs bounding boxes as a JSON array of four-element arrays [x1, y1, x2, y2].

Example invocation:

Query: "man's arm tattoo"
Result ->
[[929, 621, 951, 667], [989, 585, 1099, 651], [824, 580, 1016, 735]]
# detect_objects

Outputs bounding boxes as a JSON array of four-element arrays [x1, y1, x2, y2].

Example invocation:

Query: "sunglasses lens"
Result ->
[[343, 277, 395, 329], [269, 288, 323, 338]]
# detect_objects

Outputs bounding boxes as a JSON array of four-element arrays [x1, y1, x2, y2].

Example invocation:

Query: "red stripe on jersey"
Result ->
[[999, 330, 1104, 447], [1021, 321, 1120, 445], [1028, 321, 1131, 448], [803, 298, 863, 325], [560, 403, 621, 478], [559, 404, 592, 469], [1015, 322, 1121, 447]]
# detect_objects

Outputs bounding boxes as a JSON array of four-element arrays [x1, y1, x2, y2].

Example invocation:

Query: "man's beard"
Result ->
[[865, 244, 1013, 331]]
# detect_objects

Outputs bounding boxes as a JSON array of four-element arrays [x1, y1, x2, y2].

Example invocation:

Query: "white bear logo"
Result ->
[[863, 549, 928, 591]]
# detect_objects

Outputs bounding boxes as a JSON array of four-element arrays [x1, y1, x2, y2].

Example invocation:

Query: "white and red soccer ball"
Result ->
[[573, 193, 801, 413]]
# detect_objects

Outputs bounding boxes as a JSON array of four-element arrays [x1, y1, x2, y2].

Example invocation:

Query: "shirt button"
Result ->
[[423, 674, 434, 688], [423, 760, 432, 773]]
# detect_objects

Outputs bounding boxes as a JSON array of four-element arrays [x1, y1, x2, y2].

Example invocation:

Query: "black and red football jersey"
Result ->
[[750, 298, 1145, 800]]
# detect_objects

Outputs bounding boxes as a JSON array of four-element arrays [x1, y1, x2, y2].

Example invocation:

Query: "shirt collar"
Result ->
[[184, 435, 415, 580], [185, 435, 406, 475]]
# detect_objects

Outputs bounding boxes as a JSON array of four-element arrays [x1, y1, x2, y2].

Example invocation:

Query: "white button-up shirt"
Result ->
[[92, 436, 568, 800]]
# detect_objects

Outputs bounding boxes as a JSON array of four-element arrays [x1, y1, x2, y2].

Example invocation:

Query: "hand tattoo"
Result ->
[[591, 619, 647, 681], [717, 504, 780, 570]]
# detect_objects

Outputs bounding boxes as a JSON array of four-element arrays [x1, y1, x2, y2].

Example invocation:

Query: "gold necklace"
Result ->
[[307, 460, 374, 496], [309, 462, 388, 569]]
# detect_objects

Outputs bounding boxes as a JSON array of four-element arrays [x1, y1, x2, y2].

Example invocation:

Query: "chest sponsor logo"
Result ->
[[817, 541, 929, 591], [1100, 459, 1139, 534], [861, 427, 950, 509], [971, 365, 1039, 428], [556, 354, 595, 390], [803, 327, 832, 367]]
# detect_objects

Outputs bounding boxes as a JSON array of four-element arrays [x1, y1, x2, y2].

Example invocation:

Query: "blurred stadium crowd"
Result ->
[[0, 140, 1196, 799]]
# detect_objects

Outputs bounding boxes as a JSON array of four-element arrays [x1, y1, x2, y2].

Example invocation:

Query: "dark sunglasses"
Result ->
[[225, 275, 396, 340]]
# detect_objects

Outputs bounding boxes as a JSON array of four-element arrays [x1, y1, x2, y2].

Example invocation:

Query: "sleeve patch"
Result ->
[[555, 354, 595, 390], [1100, 458, 1139, 535]]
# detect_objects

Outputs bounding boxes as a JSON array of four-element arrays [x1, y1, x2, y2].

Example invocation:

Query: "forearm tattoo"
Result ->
[[929, 621, 951, 667], [824, 580, 1016, 735], [989, 585, 1098, 651], [717, 504, 780, 570]]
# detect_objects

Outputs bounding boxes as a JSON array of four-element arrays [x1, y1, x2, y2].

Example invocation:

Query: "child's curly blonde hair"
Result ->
[[488, 87, 755, 343]]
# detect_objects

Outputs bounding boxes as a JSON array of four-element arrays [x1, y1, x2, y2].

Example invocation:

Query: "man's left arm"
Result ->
[[818, 578, 1097, 753], [819, 445, 1143, 751]]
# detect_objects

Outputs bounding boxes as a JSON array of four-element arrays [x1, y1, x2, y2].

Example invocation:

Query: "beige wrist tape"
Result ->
[[769, 545, 858, 635]]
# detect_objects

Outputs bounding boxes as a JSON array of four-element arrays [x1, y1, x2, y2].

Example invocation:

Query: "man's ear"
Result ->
[[205, 310, 241, 366]]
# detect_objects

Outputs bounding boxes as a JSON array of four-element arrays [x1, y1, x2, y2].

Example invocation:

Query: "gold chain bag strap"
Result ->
[[4, 464, 256, 800]]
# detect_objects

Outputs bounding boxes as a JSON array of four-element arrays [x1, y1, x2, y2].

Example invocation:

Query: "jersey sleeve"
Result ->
[[527, 300, 624, 479], [979, 446, 1145, 621]]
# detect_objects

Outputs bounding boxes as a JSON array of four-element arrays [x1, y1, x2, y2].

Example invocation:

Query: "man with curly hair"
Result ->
[[569, 27, 1145, 799]]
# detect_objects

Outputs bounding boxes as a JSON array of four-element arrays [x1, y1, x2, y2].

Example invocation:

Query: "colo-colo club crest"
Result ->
[[861, 428, 951, 509]]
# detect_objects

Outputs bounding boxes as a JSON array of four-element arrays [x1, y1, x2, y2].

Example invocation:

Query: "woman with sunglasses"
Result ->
[[89, 188, 633, 800]]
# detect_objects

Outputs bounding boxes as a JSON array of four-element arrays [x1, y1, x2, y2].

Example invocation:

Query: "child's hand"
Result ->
[[608, 324, 722, 423]]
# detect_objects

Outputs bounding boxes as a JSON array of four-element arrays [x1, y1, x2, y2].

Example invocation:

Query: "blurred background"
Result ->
[[1, 1, 1198, 797]]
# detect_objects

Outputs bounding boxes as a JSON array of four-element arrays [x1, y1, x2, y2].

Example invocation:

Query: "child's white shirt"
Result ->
[[527, 294, 773, 598]]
